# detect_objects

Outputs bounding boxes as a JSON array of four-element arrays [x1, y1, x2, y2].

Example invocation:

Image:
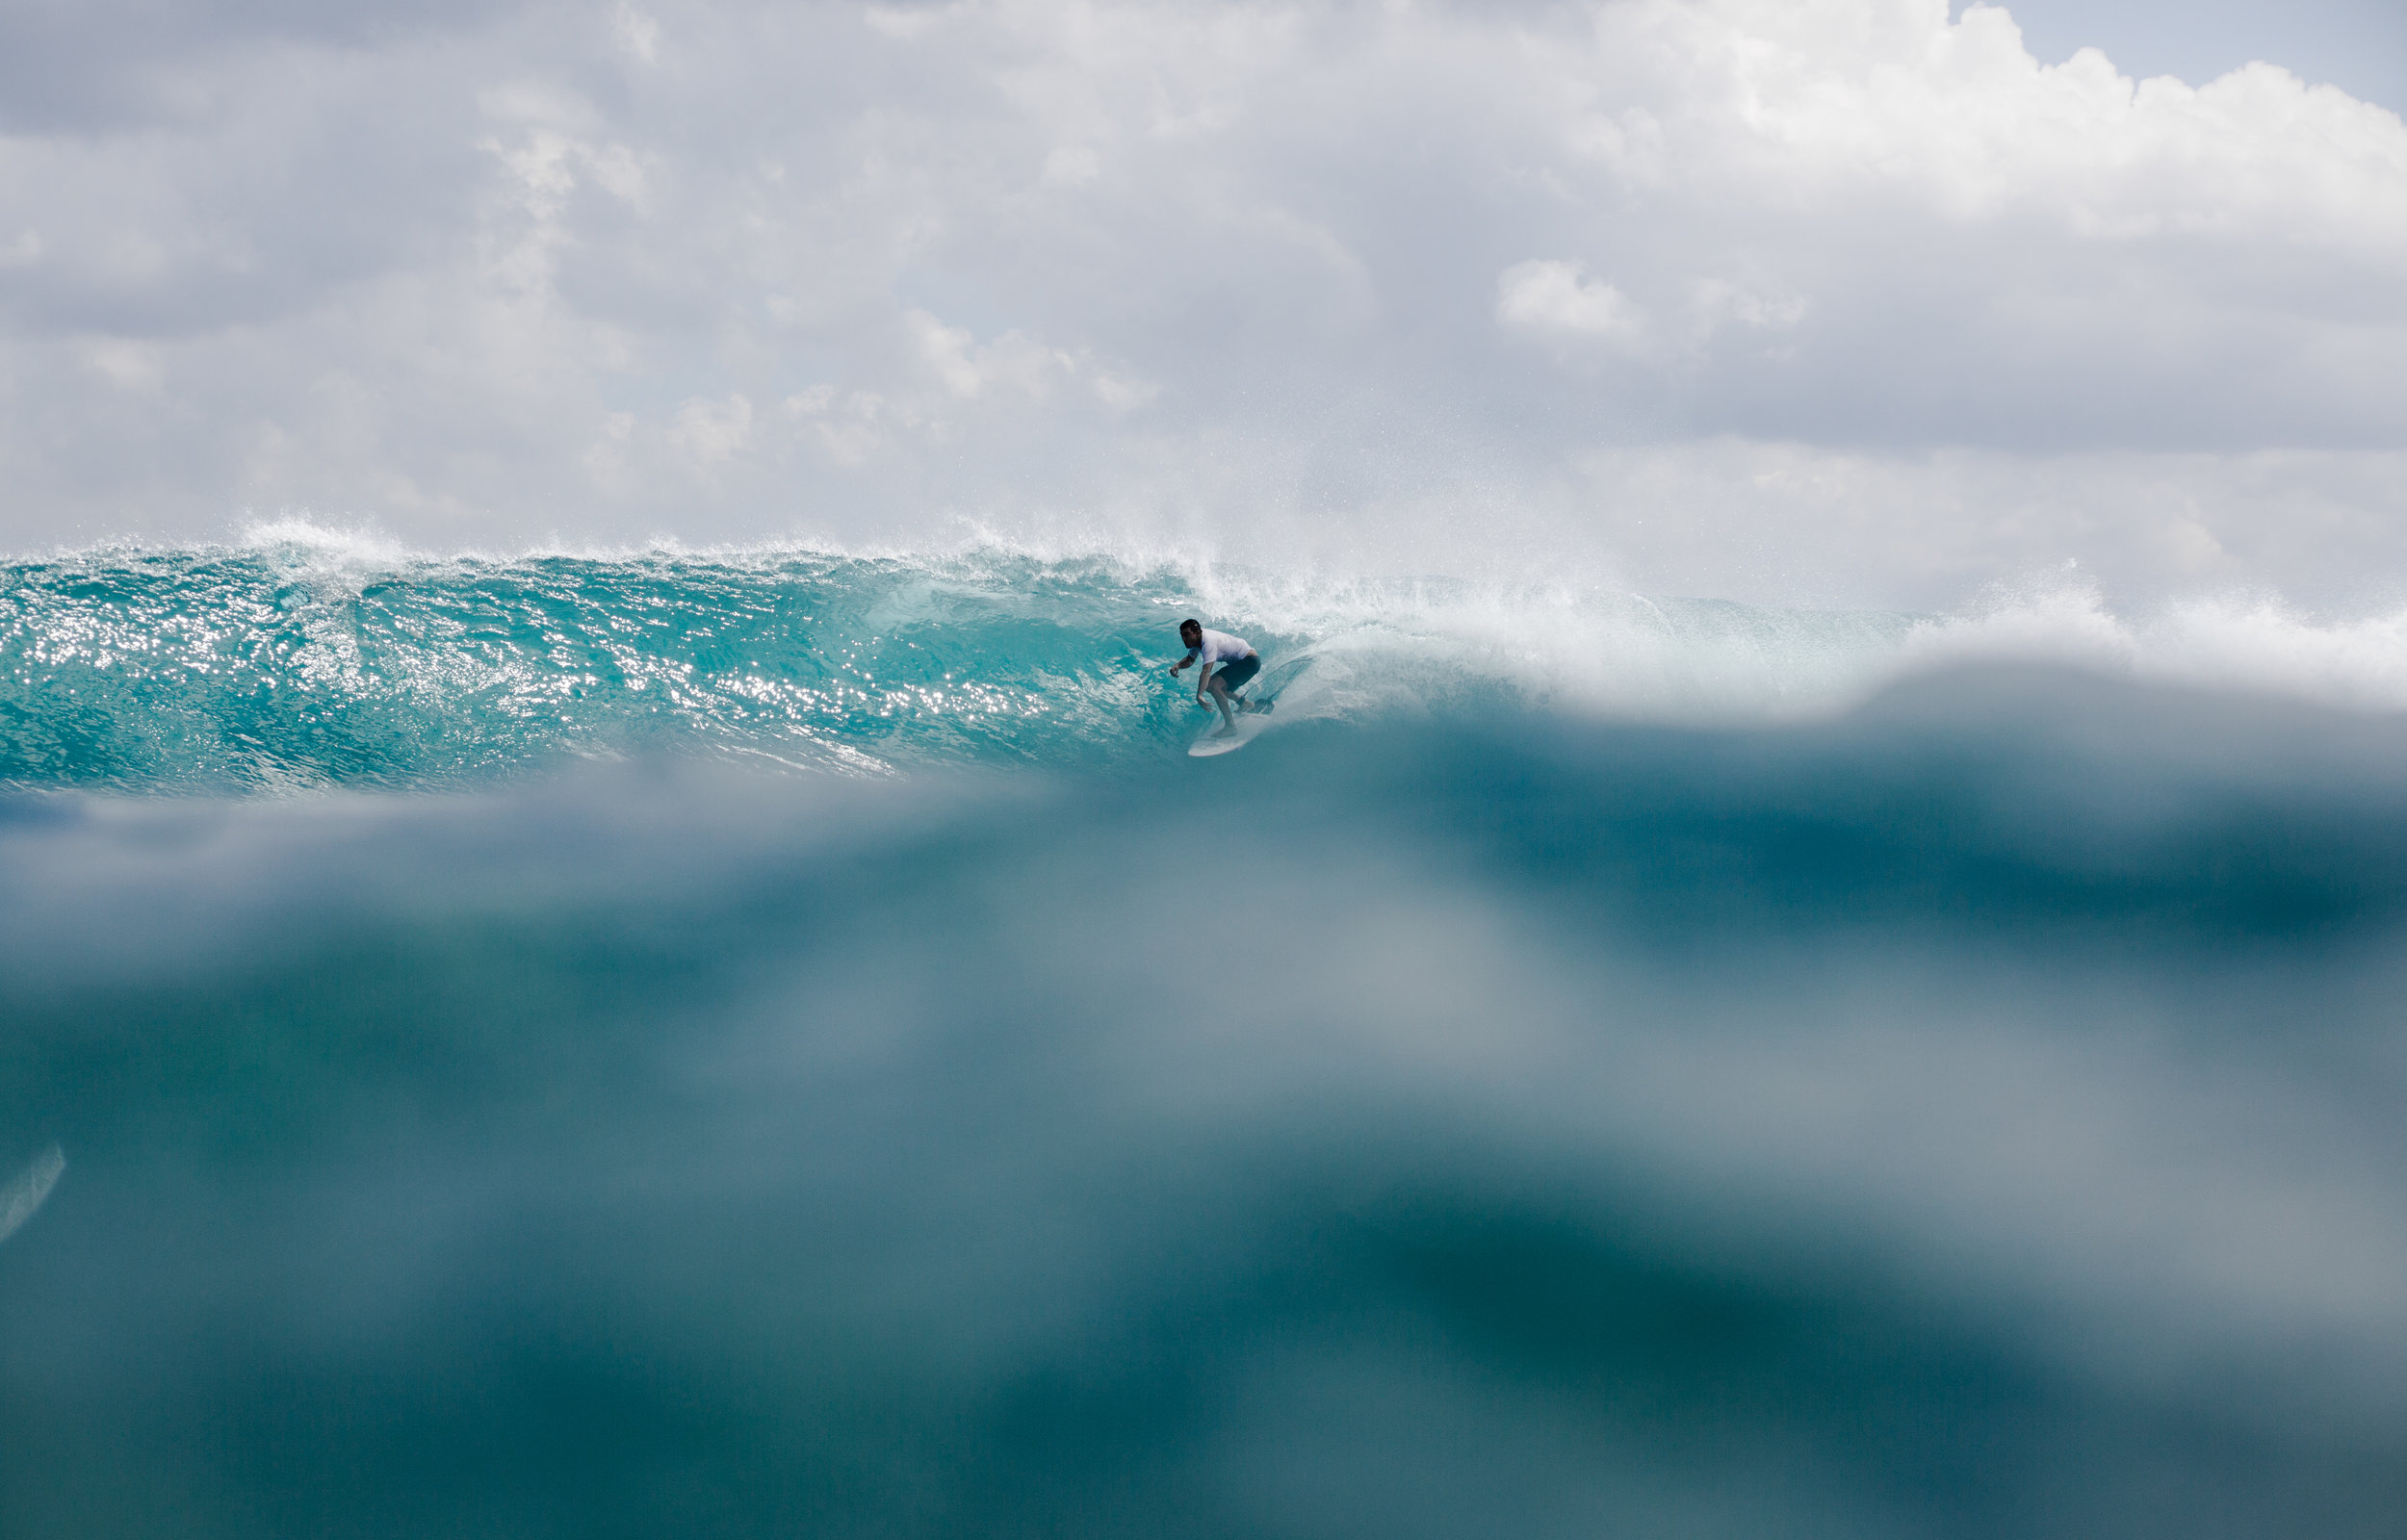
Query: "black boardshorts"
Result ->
[[1210, 654, 1261, 693]]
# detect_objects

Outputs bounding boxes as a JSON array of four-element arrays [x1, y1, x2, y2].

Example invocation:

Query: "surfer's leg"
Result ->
[[1206, 677, 1237, 733], [1211, 655, 1259, 727]]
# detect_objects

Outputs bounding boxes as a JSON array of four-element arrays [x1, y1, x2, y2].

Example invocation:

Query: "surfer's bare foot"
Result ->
[[1210, 725, 1237, 738]]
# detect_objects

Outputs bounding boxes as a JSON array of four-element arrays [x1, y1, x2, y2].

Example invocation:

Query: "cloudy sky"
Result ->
[[1, 0, 2401, 607]]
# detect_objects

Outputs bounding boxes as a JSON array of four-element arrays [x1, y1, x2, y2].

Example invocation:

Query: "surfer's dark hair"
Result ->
[[1178, 618, 1202, 634]]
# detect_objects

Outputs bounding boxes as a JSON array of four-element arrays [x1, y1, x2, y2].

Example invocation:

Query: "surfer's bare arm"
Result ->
[[1170, 650, 1197, 676]]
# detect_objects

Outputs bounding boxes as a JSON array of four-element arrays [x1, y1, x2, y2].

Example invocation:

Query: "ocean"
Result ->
[[4, 527, 2406, 1537]]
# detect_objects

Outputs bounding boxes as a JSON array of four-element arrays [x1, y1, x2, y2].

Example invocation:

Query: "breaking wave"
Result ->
[[10, 523, 2407, 790]]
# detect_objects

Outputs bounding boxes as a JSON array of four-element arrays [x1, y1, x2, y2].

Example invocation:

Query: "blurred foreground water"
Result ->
[[4, 665, 2406, 1537]]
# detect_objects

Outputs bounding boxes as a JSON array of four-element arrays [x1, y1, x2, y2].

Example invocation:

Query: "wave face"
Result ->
[[0, 530, 1934, 789], [6, 670, 2407, 1537]]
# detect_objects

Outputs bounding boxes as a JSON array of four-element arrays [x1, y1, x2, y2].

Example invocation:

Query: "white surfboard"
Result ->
[[1188, 711, 1271, 757]]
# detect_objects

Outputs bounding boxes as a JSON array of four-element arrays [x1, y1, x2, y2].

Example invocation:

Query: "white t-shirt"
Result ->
[[1190, 629, 1254, 667]]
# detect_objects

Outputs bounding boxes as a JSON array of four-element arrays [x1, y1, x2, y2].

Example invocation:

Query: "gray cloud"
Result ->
[[0, 0, 2401, 607]]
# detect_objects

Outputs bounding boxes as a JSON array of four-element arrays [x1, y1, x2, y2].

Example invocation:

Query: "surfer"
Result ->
[[1170, 619, 1260, 737]]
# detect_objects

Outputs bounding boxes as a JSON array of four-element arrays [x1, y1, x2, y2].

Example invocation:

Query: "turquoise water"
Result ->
[[2, 544, 1203, 784], [0, 535, 1920, 788], [3, 538, 2405, 1538]]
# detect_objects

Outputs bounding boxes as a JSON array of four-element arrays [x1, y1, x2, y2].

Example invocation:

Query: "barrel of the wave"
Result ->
[[1172, 619, 1275, 756]]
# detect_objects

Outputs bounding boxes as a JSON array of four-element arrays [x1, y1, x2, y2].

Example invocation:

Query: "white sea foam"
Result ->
[[236, 515, 417, 572], [1190, 570, 2407, 729], [1903, 583, 2407, 716]]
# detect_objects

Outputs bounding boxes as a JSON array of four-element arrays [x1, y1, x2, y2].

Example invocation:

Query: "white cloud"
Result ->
[[1626, 2, 2407, 253], [909, 310, 992, 398], [612, 4, 660, 65], [786, 387, 892, 467], [0, 0, 2400, 607], [1690, 279, 1807, 336], [1496, 259, 1645, 345], [669, 394, 754, 475], [80, 336, 165, 392]]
